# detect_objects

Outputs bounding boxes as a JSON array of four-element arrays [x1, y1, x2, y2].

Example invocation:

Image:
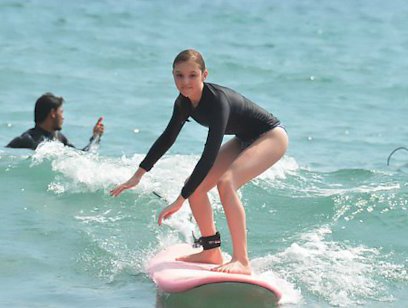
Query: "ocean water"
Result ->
[[1, 0, 408, 307]]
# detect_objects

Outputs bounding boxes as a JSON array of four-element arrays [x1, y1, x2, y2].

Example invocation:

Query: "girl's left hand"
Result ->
[[158, 196, 185, 225]]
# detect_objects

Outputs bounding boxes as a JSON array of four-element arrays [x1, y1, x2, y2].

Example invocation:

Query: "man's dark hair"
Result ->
[[34, 93, 64, 124]]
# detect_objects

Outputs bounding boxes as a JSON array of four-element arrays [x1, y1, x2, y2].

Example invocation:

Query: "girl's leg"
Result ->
[[214, 127, 288, 274], [177, 137, 243, 264]]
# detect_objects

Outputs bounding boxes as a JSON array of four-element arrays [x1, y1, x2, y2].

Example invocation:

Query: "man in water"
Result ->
[[6, 92, 104, 151]]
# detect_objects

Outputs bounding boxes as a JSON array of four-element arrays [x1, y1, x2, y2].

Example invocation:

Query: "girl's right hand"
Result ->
[[110, 176, 140, 197]]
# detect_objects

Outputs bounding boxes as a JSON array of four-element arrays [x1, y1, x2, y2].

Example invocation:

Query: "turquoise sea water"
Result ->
[[1, 1, 408, 307]]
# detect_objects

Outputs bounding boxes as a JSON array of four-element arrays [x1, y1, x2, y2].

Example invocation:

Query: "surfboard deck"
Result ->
[[147, 243, 282, 303]]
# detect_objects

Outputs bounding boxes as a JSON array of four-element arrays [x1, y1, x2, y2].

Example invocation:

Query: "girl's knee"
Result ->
[[217, 174, 236, 195]]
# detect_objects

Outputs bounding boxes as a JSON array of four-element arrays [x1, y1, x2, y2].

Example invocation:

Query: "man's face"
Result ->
[[51, 106, 64, 131]]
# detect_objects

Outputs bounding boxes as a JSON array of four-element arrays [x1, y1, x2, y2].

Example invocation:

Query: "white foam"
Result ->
[[31, 141, 298, 196], [32, 141, 136, 193], [314, 183, 401, 197], [255, 155, 299, 184], [253, 266, 302, 305], [252, 226, 398, 306]]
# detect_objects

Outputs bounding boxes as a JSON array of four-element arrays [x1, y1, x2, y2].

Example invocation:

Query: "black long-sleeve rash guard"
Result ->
[[6, 125, 98, 151], [139, 82, 280, 199]]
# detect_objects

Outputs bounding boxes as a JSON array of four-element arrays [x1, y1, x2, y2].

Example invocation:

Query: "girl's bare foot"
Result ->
[[177, 247, 223, 264], [212, 259, 252, 275]]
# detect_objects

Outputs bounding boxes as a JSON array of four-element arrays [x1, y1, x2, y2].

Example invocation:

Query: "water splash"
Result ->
[[252, 226, 402, 306]]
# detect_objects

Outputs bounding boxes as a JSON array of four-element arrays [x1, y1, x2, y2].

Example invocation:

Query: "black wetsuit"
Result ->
[[140, 82, 281, 199], [6, 125, 98, 151]]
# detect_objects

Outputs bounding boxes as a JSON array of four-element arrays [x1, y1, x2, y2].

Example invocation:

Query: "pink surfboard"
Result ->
[[147, 243, 282, 302]]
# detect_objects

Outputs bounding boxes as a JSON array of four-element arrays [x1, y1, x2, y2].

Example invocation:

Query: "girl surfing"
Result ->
[[111, 49, 288, 275]]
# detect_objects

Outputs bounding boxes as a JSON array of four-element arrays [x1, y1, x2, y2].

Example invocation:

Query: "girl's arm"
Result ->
[[110, 167, 146, 197]]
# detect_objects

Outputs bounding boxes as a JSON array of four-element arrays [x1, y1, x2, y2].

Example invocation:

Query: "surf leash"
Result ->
[[387, 146, 408, 166], [153, 191, 166, 201], [192, 231, 221, 250]]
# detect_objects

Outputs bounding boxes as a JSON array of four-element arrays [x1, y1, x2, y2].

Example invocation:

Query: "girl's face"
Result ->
[[173, 60, 207, 102]]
